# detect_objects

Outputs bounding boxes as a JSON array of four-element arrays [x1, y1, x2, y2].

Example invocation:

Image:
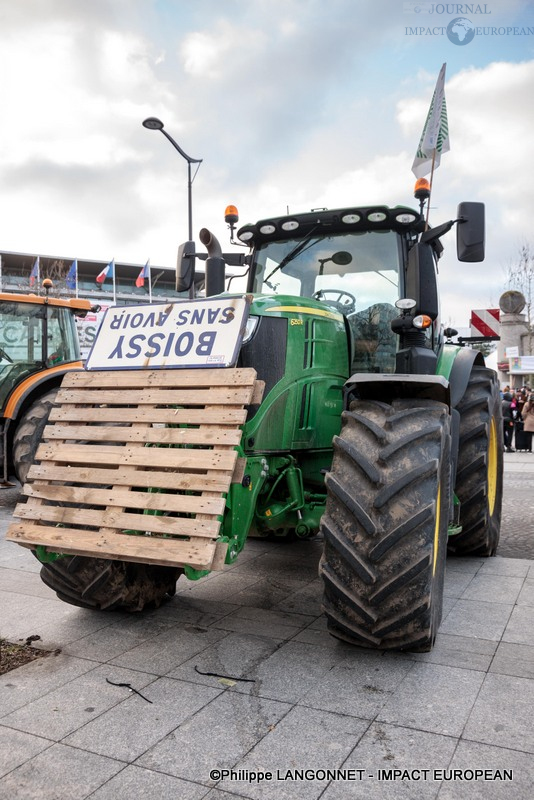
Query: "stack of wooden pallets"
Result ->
[[7, 368, 263, 570]]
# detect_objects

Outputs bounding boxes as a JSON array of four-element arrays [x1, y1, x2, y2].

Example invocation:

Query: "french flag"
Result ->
[[96, 259, 114, 284], [30, 256, 40, 287], [136, 260, 150, 288]]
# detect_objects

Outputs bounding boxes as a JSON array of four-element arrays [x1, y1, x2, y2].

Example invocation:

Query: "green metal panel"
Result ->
[[214, 294, 353, 558], [436, 343, 462, 381], [244, 295, 349, 453]]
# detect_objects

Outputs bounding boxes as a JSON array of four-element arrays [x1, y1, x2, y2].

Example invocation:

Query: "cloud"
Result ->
[[0, 1, 176, 259], [173, 0, 408, 169], [398, 60, 534, 200], [393, 59, 534, 322], [0, 0, 409, 262]]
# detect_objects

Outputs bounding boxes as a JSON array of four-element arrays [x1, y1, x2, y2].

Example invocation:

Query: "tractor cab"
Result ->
[[235, 205, 421, 375], [177, 198, 484, 379], [0, 293, 90, 411]]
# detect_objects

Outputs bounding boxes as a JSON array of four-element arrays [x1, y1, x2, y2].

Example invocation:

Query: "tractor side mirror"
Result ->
[[176, 240, 196, 292], [405, 242, 439, 320], [456, 202, 485, 262]]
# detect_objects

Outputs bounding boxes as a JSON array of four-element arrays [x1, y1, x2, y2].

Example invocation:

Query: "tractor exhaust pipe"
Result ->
[[200, 227, 226, 297]]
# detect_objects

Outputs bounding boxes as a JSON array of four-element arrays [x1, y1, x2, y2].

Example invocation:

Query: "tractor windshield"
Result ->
[[0, 301, 80, 409], [255, 230, 401, 306], [254, 229, 402, 373]]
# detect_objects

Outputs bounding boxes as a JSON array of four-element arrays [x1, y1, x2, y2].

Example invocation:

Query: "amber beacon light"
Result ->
[[414, 178, 431, 201], [225, 205, 240, 240]]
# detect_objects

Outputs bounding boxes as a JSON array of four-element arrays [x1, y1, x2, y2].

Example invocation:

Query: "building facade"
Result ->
[[0, 249, 191, 357]]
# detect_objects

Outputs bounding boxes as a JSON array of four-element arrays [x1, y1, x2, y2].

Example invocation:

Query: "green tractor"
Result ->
[[11, 188, 502, 652]]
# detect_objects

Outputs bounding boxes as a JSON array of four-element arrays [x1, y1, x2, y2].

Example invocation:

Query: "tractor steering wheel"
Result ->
[[313, 289, 356, 315], [0, 346, 14, 364]]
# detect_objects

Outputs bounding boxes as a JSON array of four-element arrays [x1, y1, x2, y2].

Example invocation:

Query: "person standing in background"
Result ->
[[521, 393, 534, 453], [515, 388, 527, 419], [502, 392, 515, 452]]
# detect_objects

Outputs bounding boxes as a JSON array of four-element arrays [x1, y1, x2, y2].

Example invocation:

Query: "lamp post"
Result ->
[[142, 117, 202, 242]]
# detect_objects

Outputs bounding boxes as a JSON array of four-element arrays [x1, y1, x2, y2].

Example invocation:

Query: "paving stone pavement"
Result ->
[[1, 452, 533, 799]]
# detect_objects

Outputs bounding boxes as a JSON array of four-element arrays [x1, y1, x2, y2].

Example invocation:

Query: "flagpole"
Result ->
[[148, 260, 152, 303], [112, 259, 116, 304], [75, 260, 79, 299], [425, 149, 437, 228], [31, 256, 41, 294]]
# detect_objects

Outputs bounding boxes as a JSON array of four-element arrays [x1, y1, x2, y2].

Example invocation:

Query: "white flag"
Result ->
[[412, 63, 450, 179]]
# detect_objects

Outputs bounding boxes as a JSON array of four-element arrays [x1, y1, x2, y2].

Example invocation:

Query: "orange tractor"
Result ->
[[0, 283, 94, 485]]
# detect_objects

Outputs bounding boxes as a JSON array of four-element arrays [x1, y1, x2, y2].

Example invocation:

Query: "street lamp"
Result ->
[[142, 117, 202, 242]]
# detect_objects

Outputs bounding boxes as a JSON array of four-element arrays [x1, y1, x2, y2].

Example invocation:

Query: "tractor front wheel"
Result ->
[[320, 398, 451, 652], [12, 389, 58, 485], [39, 555, 182, 612]]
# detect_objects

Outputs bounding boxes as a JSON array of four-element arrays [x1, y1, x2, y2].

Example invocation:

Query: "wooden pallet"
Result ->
[[7, 368, 263, 570]]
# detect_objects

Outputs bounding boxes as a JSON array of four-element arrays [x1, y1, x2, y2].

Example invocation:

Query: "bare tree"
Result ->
[[46, 260, 71, 296], [470, 341, 497, 358], [26, 260, 75, 297], [505, 242, 534, 355]]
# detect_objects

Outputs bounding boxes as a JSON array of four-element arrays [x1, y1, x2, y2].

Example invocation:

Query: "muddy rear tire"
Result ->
[[39, 555, 182, 612], [320, 399, 451, 652], [12, 389, 58, 485], [449, 366, 503, 557]]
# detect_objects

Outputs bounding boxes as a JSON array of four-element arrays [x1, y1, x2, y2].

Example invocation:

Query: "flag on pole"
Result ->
[[30, 256, 40, 288], [135, 260, 150, 288], [96, 259, 114, 284], [412, 63, 450, 179], [66, 259, 77, 292]]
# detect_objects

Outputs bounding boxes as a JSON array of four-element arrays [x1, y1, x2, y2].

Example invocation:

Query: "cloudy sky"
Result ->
[[0, 0, 533, 329]]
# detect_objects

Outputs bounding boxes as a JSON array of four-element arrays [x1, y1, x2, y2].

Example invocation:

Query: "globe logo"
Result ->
[[447, 17, 475, 46]]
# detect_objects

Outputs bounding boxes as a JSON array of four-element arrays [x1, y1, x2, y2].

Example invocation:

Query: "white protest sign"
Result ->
[[76, 305, 109, 358], [85, 295, 250, 371]]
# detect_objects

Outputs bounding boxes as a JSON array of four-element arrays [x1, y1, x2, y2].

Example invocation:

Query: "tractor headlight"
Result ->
[[242, 315, 259, 344], [237, 227, 255, 243]]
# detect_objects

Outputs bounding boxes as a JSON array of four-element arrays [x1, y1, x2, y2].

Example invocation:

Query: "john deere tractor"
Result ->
[[9, 187, 502, 652], [0, 285, 94, 485]]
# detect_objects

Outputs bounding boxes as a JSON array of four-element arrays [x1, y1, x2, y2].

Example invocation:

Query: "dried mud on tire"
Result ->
[[320, 398, 451, 652], [40, 555, 182, 612], [449, 366, 503, 556]]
